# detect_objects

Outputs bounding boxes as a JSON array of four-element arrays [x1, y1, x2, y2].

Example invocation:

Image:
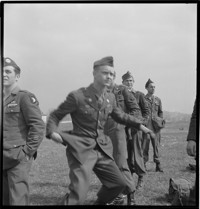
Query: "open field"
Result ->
[[29, 121, 196, 205]]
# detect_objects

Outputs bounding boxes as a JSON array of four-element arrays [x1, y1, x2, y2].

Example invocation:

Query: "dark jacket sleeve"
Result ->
[[20, 92, 45, 157], [138, 92, 150, 123], [110, 94, 143, 129], [46, 92, 77, 139], [187, 99, 196, 142]]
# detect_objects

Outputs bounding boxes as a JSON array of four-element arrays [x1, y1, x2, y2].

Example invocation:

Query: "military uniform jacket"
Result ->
[[105, 84, 141, 132], [128, 89, 149, 121], [46, 84, 143, 164], [187, 99, 197, 141], [145, 94, 163, 131], [3, 86, 45, 157]]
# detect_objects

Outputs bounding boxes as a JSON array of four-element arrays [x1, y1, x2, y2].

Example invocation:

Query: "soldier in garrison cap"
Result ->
[[3, 57, 45, 205], [104, 72, 155, 205], [46, 56, 154, 205], [142, 78, 164, 172], [122, 71, 150, 191]]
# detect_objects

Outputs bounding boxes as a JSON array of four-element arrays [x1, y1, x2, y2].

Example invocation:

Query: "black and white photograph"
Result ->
[[2, 1, 197, 206]]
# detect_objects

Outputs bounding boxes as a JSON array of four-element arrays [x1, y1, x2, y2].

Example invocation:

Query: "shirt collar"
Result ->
[[146, 94, 154, 100]]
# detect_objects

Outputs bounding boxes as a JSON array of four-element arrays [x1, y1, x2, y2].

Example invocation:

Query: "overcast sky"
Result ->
[[3, 3, 197, 114]]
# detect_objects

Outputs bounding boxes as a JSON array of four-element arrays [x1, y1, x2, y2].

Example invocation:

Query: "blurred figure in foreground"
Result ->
[[186, 99, 197, 206]]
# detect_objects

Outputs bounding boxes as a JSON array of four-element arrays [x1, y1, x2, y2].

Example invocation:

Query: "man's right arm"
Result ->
[[46, 92, 77, 139]]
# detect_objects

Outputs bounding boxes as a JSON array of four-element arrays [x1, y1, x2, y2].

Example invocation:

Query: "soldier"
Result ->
[[46, 56, 154, 205], [122, 71, 149, 190], [3, 57, 45, 205], [104, 73, 151, 205], [142, 78, 164, 172]]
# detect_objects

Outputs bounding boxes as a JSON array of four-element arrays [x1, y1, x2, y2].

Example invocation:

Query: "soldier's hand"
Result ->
[[50, 132, 63, 144], [139, 125, 155, 139], [186, 140, 196, 157]]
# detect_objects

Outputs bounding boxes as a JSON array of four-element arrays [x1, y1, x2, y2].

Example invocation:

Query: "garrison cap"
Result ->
[[4, 57, 21, 73], [145, 78, 154, 88], [122, 71, 133, 81], [93, 56, 114, 69]]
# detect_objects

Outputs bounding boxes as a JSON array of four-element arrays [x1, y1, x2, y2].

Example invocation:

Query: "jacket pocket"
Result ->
[[3, 145, 25, 170], [79, 106, 95, 116], [4, 106, 21, 127]]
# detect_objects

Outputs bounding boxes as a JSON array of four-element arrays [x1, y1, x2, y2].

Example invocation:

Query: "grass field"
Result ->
[[29, 121, 196, 205]]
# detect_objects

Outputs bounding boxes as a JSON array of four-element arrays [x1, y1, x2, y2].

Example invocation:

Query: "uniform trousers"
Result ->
[[61, 144, 126, 205], [3, 156, 33, 205], [107, 124, 136, 194], [142, 132, 161, 164], [127, 130, 146, 177]]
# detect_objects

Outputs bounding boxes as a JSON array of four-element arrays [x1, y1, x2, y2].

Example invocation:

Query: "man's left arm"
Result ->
[[21, 93, 45, 157]]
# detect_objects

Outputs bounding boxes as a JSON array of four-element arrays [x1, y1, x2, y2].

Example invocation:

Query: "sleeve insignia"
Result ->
[[31, 96, 37, 104], [5, 58, 11, 63]]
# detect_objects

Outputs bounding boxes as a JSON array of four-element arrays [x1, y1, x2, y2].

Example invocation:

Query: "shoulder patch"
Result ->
[[30, 96, 37, 103], [27, 93, 39, 105]]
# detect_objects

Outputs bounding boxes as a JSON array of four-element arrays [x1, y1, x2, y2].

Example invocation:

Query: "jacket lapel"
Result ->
[[4, 96, 15, 107], [4, 86, 20, 107], [83, 85, 99, 110], [100, 92, 111, 111]]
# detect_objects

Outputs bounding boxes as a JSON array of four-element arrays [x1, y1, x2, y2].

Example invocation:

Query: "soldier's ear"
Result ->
[[16, 74, 20, 80]]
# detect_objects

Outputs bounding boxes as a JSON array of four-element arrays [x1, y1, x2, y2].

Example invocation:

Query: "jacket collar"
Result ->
[[128, 87, 136, 93], [145, 94, 155, 102], [84, 84, 110, 110]]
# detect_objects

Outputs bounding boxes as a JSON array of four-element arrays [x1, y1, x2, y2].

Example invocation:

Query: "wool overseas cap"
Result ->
[[145, 78, 154, 88], [4, 57, 21, 73], [122, 71, 133, 81], [93, 56, 114, 69]]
